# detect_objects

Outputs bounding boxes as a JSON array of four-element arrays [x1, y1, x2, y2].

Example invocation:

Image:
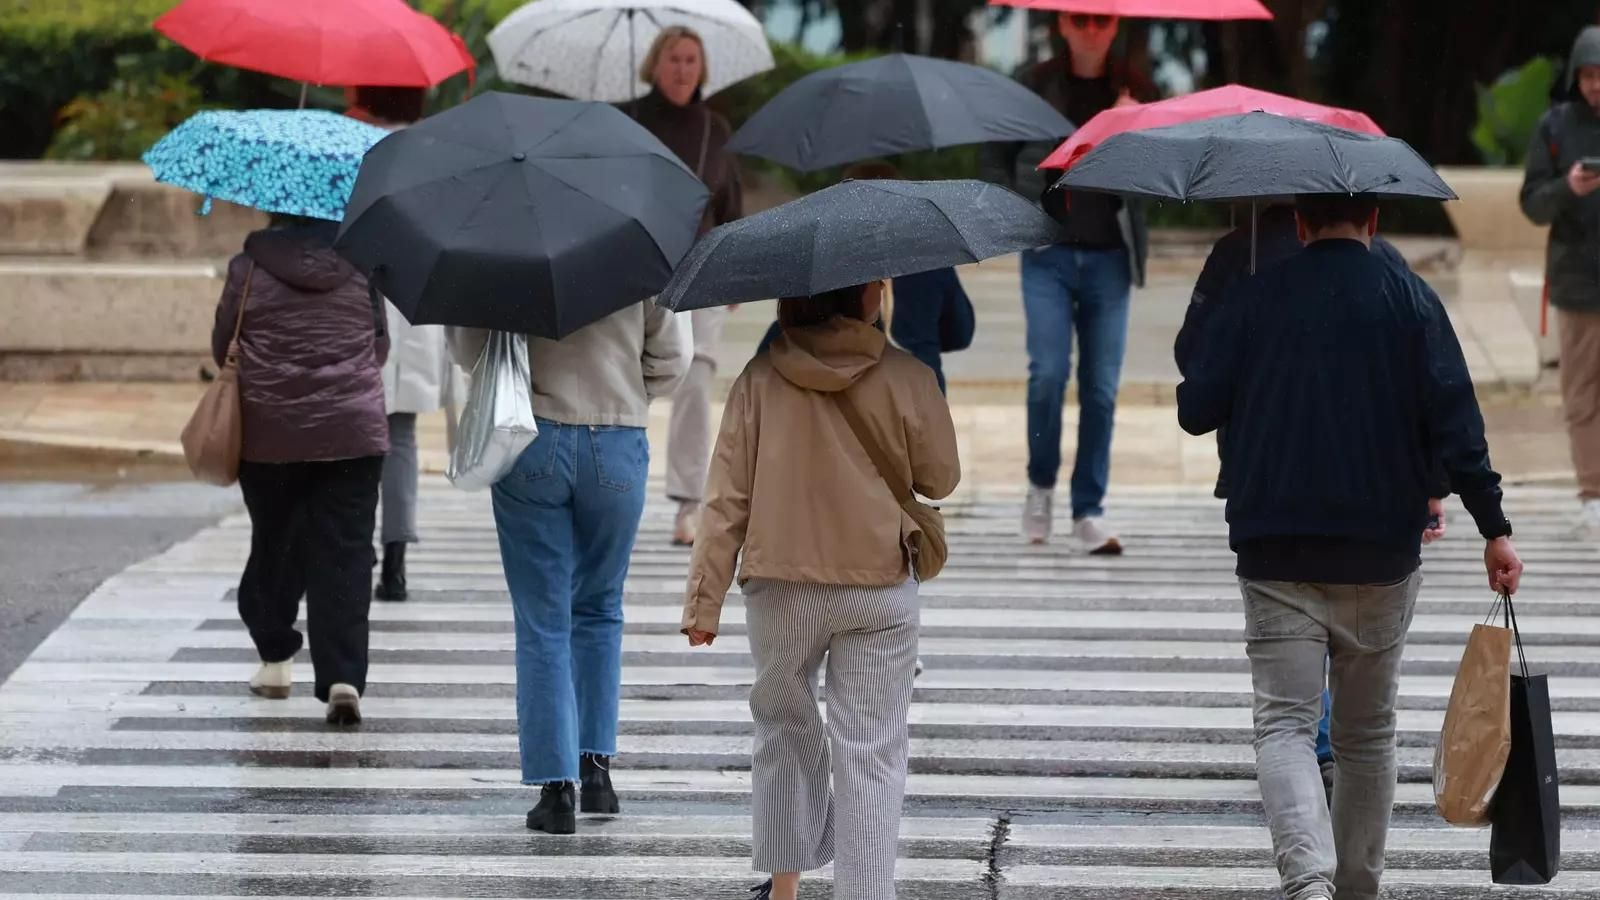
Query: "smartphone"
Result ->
[[1581, 157, 1600, 174]]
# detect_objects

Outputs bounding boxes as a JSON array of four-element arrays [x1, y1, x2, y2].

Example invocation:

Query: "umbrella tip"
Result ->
[[512, 152, 527, 162]]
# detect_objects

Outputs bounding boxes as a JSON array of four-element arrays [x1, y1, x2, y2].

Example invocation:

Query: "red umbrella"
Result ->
[[988, 0, 1272, 20], [155, 0, 475, 88], [1040, 85, 1384, 170]]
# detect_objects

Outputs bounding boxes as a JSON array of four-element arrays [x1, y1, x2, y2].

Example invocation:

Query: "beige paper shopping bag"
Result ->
[[1434, 616, 1514, 826]]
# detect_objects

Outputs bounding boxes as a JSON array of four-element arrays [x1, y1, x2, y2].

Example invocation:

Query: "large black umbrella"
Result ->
[[1052, 112, 1458, 202], [726, 53, 1074, 173], [337, 92, 709, 339], [657, 179, 1064, 312]]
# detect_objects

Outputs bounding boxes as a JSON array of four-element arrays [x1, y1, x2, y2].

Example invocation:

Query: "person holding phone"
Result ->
[[1521, 25, 1600, 536]]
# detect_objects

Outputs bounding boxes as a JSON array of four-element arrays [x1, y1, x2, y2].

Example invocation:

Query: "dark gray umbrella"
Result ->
[[1052, 112, 1458, 202], [726, 53, 1074, 173], [657, 179, 1064, 312], [336, 92, 709, 339]]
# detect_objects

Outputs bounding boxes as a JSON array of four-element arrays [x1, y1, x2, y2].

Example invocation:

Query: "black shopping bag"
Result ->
[[1490, 594, 1561, 885]]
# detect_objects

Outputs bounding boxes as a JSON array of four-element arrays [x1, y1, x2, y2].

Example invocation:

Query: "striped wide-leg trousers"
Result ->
[[743, 577, 920, 899]]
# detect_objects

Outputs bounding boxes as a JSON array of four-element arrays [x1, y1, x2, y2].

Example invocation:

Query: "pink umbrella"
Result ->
[[1040, 85, 1385, 170], [988, 0, 1272, 20]]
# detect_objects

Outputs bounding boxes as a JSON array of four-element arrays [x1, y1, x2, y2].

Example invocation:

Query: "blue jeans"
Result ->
[[1021, 245, 1132, 519], [490, 421, 649, 784], [1317, 689, 1333, 763]]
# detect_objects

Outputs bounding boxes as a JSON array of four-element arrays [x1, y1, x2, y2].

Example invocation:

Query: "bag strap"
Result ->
[[832, 389, 914, 507], [1504, 591, 1532, 679], [225, 263, 256, 360]]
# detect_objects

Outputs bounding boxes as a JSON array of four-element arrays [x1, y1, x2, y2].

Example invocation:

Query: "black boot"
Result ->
[[525, 781, 576, 835], [748, 879, 774, 899], [580, 753, 620, 814], [375, 542, 407, 602]]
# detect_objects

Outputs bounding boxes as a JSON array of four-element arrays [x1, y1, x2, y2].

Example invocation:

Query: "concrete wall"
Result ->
[[0, 161, 1551, 385], [0, 163, 264, 381]]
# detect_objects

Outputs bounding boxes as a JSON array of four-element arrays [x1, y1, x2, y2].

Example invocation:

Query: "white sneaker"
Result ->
[[1022, 486, 1054, 544], [248, 661, 292, 700], [1578, 499, 1600, 536], [1072, 516, 1123, 556], [325, 683, 362, 726]]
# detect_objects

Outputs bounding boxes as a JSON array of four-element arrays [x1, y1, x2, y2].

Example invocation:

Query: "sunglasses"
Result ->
[[1068, 14, 1116, 29]]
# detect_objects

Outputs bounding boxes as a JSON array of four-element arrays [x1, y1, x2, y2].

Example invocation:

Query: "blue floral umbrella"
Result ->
[[142, 109, 389, 222]]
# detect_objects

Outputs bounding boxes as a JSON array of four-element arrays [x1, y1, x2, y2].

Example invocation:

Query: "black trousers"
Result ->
[[237, 456, 383, 702]]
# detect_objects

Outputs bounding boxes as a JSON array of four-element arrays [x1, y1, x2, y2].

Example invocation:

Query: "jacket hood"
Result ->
[[1569, 27, 1600, 93], [244, 224, 359, 293], [769, 317, 887, 393]]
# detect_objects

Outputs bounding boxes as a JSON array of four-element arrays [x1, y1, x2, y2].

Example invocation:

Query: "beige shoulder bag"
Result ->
[[832, 389, 948, 581], [182, 264, 254, 486]]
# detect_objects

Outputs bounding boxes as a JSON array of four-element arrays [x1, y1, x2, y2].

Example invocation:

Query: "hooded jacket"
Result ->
[[681, 317, 961, 635], [1521, 26, 1600, 313], [211, 223, 389, 464]]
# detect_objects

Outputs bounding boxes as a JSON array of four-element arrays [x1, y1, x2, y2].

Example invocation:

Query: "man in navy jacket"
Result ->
[[1177, 193, 1524, 900]]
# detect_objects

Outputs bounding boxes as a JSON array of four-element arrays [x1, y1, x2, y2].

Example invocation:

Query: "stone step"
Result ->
[[5, 766, 1600, 819], [11, 728, 1600, 783]]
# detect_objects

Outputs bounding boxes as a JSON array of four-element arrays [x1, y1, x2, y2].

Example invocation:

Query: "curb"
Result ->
[[0, 431, 457, 477]]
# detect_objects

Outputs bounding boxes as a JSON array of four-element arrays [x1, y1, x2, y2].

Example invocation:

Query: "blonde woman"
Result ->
[[683, 282, 960, 899], [623, 25, 743, 546]]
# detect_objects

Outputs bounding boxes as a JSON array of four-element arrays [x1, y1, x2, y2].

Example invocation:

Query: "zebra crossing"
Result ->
[[2, 479, 1599, 897]]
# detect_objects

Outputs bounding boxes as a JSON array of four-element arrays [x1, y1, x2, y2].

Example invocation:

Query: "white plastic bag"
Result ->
[[447, 331, 537, 491]]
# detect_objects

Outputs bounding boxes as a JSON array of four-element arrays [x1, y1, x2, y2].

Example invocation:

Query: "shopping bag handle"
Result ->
[[1487, 592, 1531, 679]]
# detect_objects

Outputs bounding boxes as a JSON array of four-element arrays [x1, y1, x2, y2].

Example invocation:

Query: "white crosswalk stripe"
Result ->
[[1, 479, 1597, 897]]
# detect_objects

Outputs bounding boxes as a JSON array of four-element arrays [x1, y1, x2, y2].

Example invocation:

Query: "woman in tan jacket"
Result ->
[[682, 281, 959, 900]]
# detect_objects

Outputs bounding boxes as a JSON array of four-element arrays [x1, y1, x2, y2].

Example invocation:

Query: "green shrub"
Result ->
[[1472, 56, 1559, 166], [0, 0, 498, 160], [43, 55, 207, 161], [0, 0, 289, 159]]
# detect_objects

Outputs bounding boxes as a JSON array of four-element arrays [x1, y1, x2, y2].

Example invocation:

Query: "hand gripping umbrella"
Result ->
[[143, 109, 388, 221], [657, 179, 1065, 312], [488, 0, 774, 102], [1041, 85, 1384, 170], [1053, 112, 1456, 271], [727, 53, 1075, 173], [988, 0, 1272, 19], [155, 0, 475, 105], [337, 92, 710, 339]]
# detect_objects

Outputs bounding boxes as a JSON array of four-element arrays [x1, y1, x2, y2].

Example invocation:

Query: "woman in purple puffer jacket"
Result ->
[[210, 214, 389, 726]]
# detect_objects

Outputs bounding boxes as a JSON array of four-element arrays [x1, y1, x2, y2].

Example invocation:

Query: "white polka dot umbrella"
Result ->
[[488, 0, 775, 103]]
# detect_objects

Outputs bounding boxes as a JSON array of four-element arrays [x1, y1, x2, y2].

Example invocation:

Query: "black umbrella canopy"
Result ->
[[337, 92, 710, 339], [726, 53, 1074, 173], [657, 179, 1065, 312], [1053, 112, 1458, 203]]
